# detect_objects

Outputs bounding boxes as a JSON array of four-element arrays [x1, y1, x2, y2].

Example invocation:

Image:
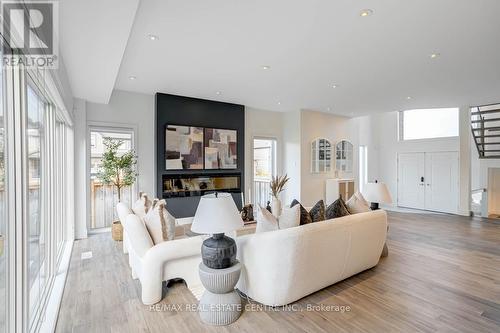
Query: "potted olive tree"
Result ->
[[97, 138, 137, 241]]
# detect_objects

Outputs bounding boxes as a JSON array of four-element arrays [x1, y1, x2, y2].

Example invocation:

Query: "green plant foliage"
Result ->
[[97, 137, 137, 202]]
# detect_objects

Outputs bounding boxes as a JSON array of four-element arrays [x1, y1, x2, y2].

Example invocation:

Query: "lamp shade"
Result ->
[[362, 182, 392, 204], [191, 193, 243, 234]]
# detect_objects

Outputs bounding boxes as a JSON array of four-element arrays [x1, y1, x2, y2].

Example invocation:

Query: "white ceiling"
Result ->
[[62, 0, 500, 115], [60, 0, 140, 103]]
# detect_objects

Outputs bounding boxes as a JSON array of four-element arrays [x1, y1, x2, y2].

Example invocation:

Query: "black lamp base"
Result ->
[[370, 202, 380, 210], [201, 233, 237, 269]]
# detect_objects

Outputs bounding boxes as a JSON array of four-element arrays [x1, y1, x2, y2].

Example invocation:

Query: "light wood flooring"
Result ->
[[56, 212, 500, 333]]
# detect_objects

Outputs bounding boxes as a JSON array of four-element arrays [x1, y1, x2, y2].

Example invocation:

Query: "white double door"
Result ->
[[397, 152, 459, 213]]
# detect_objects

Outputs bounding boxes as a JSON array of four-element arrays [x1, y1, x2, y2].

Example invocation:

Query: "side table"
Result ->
[[198, 261, 242, 325]]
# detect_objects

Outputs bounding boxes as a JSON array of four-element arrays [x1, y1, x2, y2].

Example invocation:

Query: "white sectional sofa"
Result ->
[[235, 210, 388, 306]]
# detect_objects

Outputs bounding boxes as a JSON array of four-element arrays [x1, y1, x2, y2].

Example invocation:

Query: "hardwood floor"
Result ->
[[56, 212, 500, 333]]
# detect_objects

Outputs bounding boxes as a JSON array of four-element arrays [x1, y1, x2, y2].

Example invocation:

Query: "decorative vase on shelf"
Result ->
[[271, 197, 282, 218]]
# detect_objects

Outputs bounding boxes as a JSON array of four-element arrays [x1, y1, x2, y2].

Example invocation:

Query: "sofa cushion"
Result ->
[[256, 205, 300, 233], [346, 193, 370, 214], [309, 200, 326, 222], [326, 197, 350, 219], [132, 192, 153, 219], [123, 214, 154, 257], [144, 199, 176, 244], [290, 199, 312, 225]]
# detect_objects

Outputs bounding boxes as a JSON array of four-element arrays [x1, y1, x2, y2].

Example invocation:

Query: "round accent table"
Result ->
[[198, 261, 242, 325]]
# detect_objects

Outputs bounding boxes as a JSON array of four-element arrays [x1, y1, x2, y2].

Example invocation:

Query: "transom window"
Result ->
[[399, 108, 459, 141]]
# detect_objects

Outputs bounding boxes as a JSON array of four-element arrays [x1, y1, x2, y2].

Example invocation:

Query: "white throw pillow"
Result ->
[[346, 193, 370, 214], [132, 192, 152, 219], [256, 205, 300, 233], [144, 199, 176, 244]]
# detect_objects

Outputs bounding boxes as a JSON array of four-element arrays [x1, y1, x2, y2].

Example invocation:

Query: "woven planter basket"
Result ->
[[112, 221, 123, 241]]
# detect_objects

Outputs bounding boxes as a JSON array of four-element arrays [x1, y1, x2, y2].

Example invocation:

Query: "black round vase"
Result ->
[[201, 233, 237, 269]]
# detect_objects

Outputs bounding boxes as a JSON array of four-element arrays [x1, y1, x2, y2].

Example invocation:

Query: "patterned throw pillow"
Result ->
[[290, 199, 312, 225], [325, 197, 351, 219], [132, 192, 153, 219], [144, 199, 176, 244], [309, 200, 326, 222]]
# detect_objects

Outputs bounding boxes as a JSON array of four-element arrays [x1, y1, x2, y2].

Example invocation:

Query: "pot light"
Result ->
[[147, 34, 159, 41], [360, 9, 373, 17], [406, 96, 412, 100], [332, 84, 339, 89], [430, 53, 440, 59], [277, 101, 281, 105], [262, 65, 271, 70], [128, 76, 137, 80], [216, 91, 221, 95]]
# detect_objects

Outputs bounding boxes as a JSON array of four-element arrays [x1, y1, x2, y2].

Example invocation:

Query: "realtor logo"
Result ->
[[1, 0, 59, 68]]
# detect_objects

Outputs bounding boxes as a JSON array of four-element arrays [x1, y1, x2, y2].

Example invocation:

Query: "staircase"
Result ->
[[471, 104, 500, 159]]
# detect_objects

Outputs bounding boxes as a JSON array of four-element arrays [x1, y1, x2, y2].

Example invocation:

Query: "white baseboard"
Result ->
[[38, 240, 74, 333]]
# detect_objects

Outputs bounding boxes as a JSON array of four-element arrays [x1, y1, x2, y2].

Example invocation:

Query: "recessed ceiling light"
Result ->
[[407, 96, 412, 100], [332, 84, 339, 89], [262, 65, 271, 70], [147, 34, 159, 41], [128, 76, 136, 80], [430, 53, 440, 59], [215, 91, 221, 95], [277, 101, 281, 105], [360, 9, 373, 17]]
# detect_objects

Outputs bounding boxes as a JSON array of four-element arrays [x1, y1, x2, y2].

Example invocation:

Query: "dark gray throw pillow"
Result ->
[[290, 199, 312, 225], [309, 200, 325, 222], [326, 198, 351, 219]]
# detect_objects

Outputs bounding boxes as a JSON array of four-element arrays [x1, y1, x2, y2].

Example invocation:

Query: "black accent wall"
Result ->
[[155, 93, 245, 218]]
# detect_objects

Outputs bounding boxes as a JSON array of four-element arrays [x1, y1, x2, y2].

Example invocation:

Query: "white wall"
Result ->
[[283, 110, 301, 204], [365, 110, 473, 215], [299, 110, 358, 207], [86, 90, 156, 196], [244, 107, 284, 204], [73, 98, 88, 239]]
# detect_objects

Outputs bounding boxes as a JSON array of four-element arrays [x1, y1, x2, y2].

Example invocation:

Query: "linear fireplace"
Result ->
[[162, 174, 241, 198]]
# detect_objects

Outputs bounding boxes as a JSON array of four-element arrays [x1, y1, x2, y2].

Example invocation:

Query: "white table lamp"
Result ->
[[191, 193, 243, 269], [362, 181, 392, 210]]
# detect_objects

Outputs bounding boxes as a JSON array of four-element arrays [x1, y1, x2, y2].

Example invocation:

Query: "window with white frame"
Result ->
[[399, 108, 459, 141], [0, 40, 74, 331]]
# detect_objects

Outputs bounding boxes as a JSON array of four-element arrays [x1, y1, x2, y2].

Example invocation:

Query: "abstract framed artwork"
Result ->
[[204, 128, 237, 169], [165, 125, 204, 170]]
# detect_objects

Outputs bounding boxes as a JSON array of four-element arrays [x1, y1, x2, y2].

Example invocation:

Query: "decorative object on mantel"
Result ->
[[266, 201, 272, 213], [241, 204, 254, 222], [270, 174, 289, 218], [362, 180, 392, 210], [0, 234, 4, 257], [191, 192, 244, 325], [97, 138, 137, 241]]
